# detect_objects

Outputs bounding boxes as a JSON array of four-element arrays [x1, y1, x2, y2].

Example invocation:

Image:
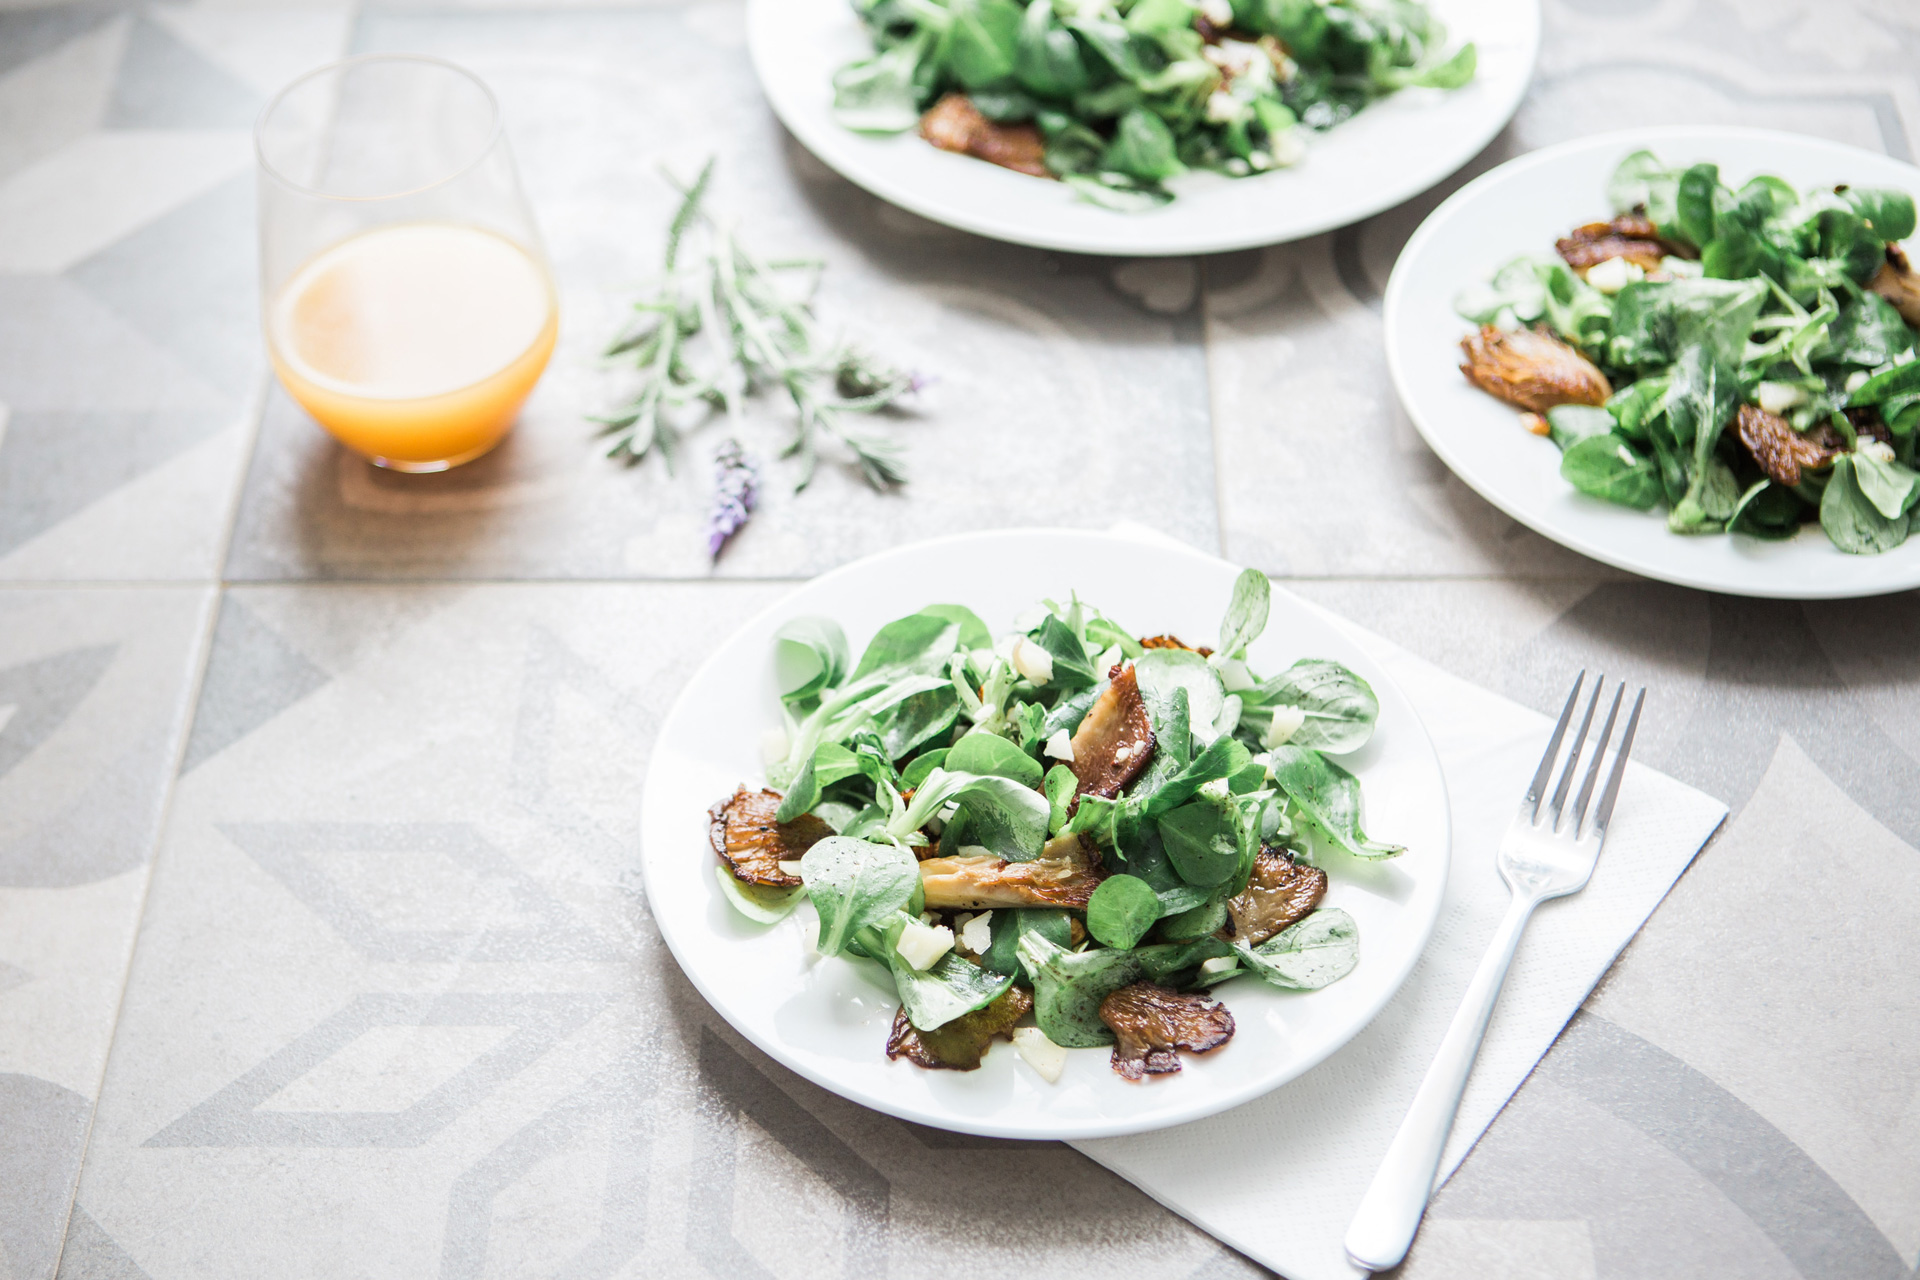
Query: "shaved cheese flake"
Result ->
[[1011, 637, 1054, 685], [895, 918, 954, 971], [1043, 729, 1075, 762], [1012, 1026, 1068, 1083], [1263, 704, 1307, 748], [961, 910, 994, 954]]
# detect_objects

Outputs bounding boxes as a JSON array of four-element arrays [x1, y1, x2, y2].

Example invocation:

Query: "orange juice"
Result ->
[[267, 223, 557, 470]]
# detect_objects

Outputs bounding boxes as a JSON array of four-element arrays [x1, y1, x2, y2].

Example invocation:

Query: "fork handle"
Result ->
[[1344, 893, 1538, 1273]]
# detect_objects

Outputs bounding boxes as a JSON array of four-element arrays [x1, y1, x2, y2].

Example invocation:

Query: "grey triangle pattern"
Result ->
[[0, 721, 174, 888], [179, 596, 331, 775], [0, 410, 226, 560], [102, 14, 259, 130], [55, 1207, 154, 1280], [216, 821, 616, 963], [0, 1073, 92, 1280], [144, 992, 610, 1148], [0, 6, 126, 79], [0, 643, 115, 780], [68, 172, 260, 399], [441, 1039, 656, 1279], [0, 960, 29, 994]]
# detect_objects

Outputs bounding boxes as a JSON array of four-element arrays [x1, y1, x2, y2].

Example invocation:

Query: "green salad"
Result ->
[[832, 0, 1476, 210], [708, 568, 1400, 1081], [1456, 150, 1920, 554]]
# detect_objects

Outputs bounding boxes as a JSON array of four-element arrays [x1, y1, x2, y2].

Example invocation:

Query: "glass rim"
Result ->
[[254, 52, 504, 203]]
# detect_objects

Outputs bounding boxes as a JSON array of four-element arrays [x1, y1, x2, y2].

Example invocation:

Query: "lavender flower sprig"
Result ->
[[595, 160, 922, 492], [706, 438, 757, 560]]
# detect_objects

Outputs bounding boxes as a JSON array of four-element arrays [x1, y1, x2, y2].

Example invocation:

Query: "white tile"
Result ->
[[0, 130, 251, 273]]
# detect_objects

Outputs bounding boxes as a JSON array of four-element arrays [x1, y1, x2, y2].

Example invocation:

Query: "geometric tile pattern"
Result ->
[[143, 992, 610, 1148], [2, 0, 1918, 1278]]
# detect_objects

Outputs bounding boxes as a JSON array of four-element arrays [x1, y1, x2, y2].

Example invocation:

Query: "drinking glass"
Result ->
[[256, 54, 557, 472]]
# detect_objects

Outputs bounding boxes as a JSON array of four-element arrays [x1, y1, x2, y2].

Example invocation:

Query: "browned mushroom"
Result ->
[[919, 94, 1051, 179], [1734, 404, 1845, 487], [1556, 213, 1690, 276], [1460, 325, 1612, 414], [708, 786, 833, 888], [1098, 982, 1236, 1080], [1224, 850, 1326, 946], [1138, 634, 1214, 656], [1868, 244, 1920, 328], [1069, 663, 1155, 800], [885, 985, 1033, 1070], [918, 834, 1104, 910]]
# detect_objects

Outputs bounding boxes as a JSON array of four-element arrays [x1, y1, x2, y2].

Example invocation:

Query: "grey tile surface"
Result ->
[[1, 0, 1918, 1276]]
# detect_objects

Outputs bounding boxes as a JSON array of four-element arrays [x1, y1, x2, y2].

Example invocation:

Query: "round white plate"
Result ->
[[639, 529, 1450, 1139], [1385, 125, 1920, 599], [746, 0, 1538, 256]]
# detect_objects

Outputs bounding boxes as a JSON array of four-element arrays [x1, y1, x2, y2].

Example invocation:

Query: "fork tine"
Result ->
[[1591, 687, 1646, 838], [1571, 683, 1625, 834], [1548, 676, 1605, 829], [1525, 671, 1585, 820]]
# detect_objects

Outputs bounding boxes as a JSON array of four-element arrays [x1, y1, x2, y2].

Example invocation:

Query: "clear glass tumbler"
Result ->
[[256, 54, 557, 472]]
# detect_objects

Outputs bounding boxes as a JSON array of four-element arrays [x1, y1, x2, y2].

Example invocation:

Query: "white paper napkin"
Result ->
[[1070, 576, 1729, 1280]]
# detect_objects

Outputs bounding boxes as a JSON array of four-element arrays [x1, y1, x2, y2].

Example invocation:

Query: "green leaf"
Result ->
[[901, 748, 949, 790], [1560, 433, 1662, 511], [1546, 404, 1620, 453], [1140, 734, 1252, 816], [853, 613, 961, 679], [946, 731, 1044, 788], [942, 0, 1024, 88], [1100, 106, 1185, 182], [1407, 42, 1475, 89], [800, 836, 921, 957], [897, 768, 1050, 859], [714, 865, 805, 925], [920, 604, 993, 650], [885, 915, 1016, 1031], [1018, 931, 1140, 1047], [1674, 162, 1720, 249], [1156, 789, 1243, 887], [1728, 479, 1805, 541], [773, 616, 850, 703], [1842, 186, 1918, 243], [1217, 567, 1271, 659], [1605, 376, 1669, 444], [1607, 149, 1674, 223], [1043, 762, 1076, 834], [1820, 456, 1911, 554], [832, 30, 934, 133], [982, 907, 1072, 980], [1027, 613, 1098, 689], [1014, 0, 1091, 98], [1267, 746, 1404, 859], [1156, 892, 1229, 941], [1134, 647, 1226, 747], [874, 685, 962, 758], [1086, 874, 1162, 949], [1235, 908, 1359, 989], [1817, 295, 1915, 369], [1243, 659, 1379, 753], [1124, 0, 1195, 33], [1852, 450, 1920, 520]]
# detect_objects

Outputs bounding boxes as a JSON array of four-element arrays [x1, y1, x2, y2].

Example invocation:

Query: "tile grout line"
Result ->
[[44, 581, 224, 1280], [39, 353, 271, 1278]]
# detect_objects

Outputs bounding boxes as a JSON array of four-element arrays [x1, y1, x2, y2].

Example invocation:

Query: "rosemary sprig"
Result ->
[[595, 160, 920, 491]]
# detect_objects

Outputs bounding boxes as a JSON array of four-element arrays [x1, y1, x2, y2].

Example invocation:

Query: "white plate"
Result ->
[[639, 529, 1449, 1139], [746, 0, 1538, 256], [1385, 125, 1920, 599]]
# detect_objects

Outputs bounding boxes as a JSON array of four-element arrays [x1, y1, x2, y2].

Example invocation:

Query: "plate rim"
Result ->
[[637, 526, 1453, 1139], [1383, 123, 1920, 600], [744, 0, 1542, 256]]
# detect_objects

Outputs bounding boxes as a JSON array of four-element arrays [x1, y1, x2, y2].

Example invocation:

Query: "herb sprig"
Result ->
[[597, 161, 920, 491]]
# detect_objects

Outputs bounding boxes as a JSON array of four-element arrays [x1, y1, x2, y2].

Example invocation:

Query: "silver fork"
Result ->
[[1344, 673, 1645, 1273]]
